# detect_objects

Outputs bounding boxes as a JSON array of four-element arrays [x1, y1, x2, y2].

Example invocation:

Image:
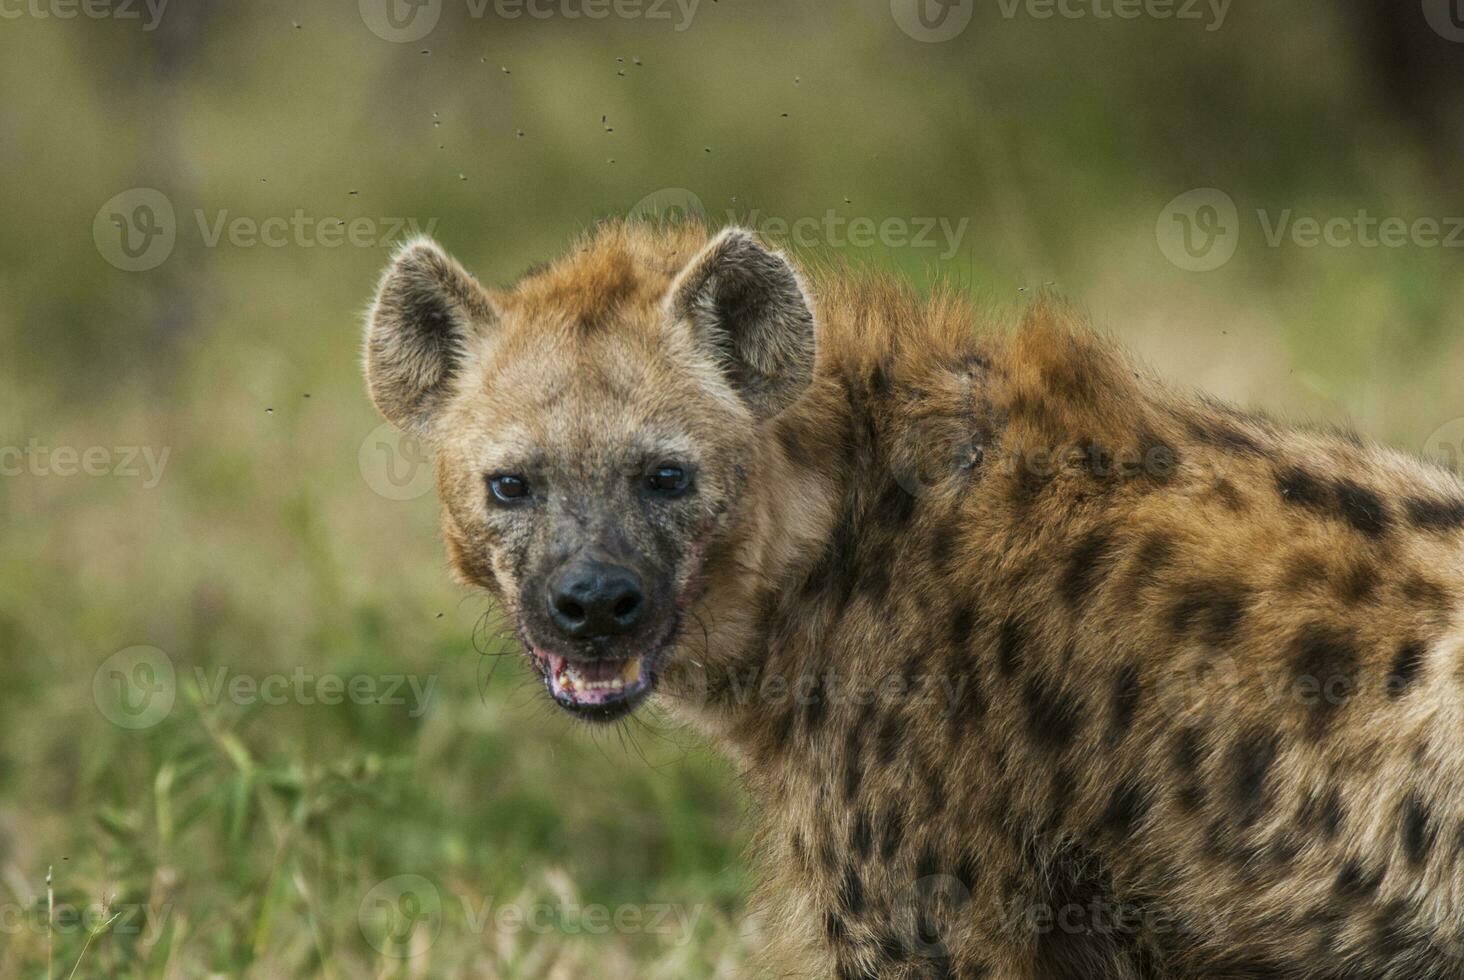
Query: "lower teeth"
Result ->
[[557, 657, 643, 694]]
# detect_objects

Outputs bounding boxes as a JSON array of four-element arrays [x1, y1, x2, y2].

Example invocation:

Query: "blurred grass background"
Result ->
[[1, 0, 1462, 975]]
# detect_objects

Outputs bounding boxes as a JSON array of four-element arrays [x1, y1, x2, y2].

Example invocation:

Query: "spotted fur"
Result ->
[[364, 221, 1464, 979]]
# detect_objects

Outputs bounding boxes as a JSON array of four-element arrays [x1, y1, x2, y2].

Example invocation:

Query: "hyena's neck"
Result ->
[[663, 329, 1002, 760]]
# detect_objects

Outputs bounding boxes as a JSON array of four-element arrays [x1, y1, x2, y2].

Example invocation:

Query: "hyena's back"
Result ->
[[727, 297, 1464, 979]]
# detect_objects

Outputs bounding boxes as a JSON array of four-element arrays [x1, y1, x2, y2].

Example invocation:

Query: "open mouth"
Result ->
[[530, 648, 656, 722]]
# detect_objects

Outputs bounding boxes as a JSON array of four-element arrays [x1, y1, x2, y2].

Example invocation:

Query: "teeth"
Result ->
[[553, 656, 644, 695]]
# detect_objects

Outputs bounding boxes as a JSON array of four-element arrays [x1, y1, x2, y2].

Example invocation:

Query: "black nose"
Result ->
[[547, 560, 645, 639]]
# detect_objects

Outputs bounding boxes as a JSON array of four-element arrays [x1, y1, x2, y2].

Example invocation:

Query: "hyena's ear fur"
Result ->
[[667, 228, 816, 420], [364, 238, 496, 436]]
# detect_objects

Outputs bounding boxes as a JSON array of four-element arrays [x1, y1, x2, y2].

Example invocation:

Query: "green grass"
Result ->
[[2, 1, 1463, 976]]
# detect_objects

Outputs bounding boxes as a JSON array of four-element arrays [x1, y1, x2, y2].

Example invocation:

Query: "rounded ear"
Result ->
[[666, 228, 816, 420], [364, 237, 496, 436]]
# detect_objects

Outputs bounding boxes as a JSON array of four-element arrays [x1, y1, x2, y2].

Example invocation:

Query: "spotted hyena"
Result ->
[[364, 221, 1464, 978]]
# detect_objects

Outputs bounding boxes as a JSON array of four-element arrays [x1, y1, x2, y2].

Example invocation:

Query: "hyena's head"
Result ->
[[364, 223, 815, 721]]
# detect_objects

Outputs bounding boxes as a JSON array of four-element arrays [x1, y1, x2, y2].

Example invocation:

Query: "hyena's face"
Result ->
[[364, 226, 815, 721]]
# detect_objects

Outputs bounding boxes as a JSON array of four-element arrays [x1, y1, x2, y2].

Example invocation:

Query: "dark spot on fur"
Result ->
[[1169, 581, 1249, 646], [818, 831, 839, 874], [1338, 561, 1380, 604], [1129, 533, 1177, 589], [1335, 480, 1390, 537], [916, 843, 940, 885], [825, 909, 847, 942], [1212, 478, 1247, 511], [944, 653, 986, 741], [843, 724, 864, 802], [949, 606, 975, 649], [1023, 676, 1084, 752], [998, 617, 1028, 678], [840, 865, 865, 915], [1276, 470, 1389, 537], [1281, 552, 1329, 594], [1402, 794, 1436, 868], [1334, 860, 1384, 902], [851, 809, 873, 861], [956, 851, 980, 894], [1173, 727, 1209, 813], [857, 562, 892, 606], [872, 928, 908, 963], [776, 421, 809, 465], [1031, 842, 1150, 979], [880, 806, 905, 862], [804, 510, 861, 608], [1010, 452, 1054, 508], [1265, 829, 1304, 865], [930, 517, 961, 571], [876, 709, 904, 766], [800, 671, 829, 733], [1099, 779, 1152, 839], [1289, 623, 1361, 736], [1107, 664, 1142, 745], [1188, 418, 1267, 456], [1298, 787, 1346, 841], [1277, 467, 1329, 511], [922, 757, 948, 816], [1061, 527, 1120, 610], [1046, 768, 1077, 831], [869, 361, 891, 397], [1228, 730, 1280, 829], [873, 477, 918, 532], [1401, 575, 1450, 612], [1388, 641, 1427, 699], [1405, 497, 1464, 533]]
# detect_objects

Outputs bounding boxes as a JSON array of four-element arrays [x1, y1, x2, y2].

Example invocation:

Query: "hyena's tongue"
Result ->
[[539, 651, 648, 706]]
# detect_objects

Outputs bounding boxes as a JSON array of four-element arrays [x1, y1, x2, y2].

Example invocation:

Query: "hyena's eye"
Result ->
[[645, 464, 692, 497], [488, 474, 530, 504]]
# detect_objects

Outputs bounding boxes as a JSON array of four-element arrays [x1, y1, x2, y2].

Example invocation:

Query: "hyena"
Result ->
[[364, 221, 1464, 978]]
